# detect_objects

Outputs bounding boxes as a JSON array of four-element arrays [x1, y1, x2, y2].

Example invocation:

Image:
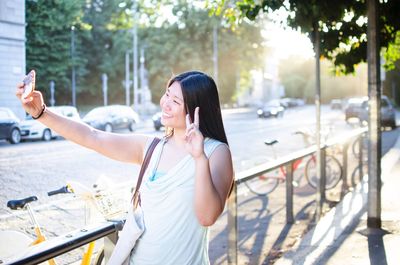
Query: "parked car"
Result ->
[[20, 106, 80, 141], [330, 99, 343, 110], [358, 95, 396, 129], [0, 107, 21, 144], [257, 100, 285, 118], [280, 97, 305, 108], [83, 105, 140, 132], [344, 97, 368, 121], [51, 105, 81, 120], [152, 112, 163, 131]]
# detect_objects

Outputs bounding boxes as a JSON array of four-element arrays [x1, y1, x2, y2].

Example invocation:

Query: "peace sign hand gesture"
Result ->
[[185, 107, 204, 159]]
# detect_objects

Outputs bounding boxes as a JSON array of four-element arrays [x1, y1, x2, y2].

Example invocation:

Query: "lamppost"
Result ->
[[71, 25, 76, 107], [125, 51, 130, 106], [102, 73, 108, 106], [132, 1, 138, 109], [49, 81, 55, 106], [213, 24, 219, 89]]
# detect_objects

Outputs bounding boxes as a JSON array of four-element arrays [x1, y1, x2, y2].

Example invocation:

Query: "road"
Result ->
[[0, 105, 347, 210], [0, 105, 380, 264]]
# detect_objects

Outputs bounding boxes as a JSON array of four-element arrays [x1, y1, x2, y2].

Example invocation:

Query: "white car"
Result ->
[[20, 106, 80, 141]]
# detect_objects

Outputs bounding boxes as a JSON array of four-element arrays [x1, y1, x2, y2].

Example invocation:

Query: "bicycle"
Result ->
[[243, 139, 307, 196], [351, 132, 368, 159], [350, 134, 368, 186], [0, 179, 129, 265], [46, 179, 130, 265], [294, 129, 343, 190], [244, 129, 343, 196], [0, 195, 57, 265]]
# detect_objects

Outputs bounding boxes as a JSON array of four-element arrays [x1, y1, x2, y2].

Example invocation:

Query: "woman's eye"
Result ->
[[173, 100, 179, 104]]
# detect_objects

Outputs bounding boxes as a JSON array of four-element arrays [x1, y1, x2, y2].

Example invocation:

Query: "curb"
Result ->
[[274, 132, 400, 265]]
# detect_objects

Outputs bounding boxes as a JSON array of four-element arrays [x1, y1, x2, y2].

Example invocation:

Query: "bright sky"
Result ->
[[262, 7, 315, 60], [262, 21, 315, 60]]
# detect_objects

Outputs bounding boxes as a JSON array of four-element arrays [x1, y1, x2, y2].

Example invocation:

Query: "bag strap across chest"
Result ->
[[132, 137, 161, 209]]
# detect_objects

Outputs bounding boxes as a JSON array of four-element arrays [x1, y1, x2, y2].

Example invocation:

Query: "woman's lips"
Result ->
[[162, 112, 172, 119]]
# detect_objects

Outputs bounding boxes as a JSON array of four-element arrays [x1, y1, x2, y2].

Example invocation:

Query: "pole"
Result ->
[[367, 0, 382, 229], [49, 81, 55, 107], [71, 26, 76, 107], [314, 27, 324, 220], [102, 73, 108, 106], [132, 1, 138, 108], [125, 51, 130, 106], [140, 46, 145, 105], [213, 24, 218, 88]]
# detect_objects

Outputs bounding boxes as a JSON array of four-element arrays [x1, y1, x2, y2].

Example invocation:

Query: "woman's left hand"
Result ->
[[185, 107, 204, 159]]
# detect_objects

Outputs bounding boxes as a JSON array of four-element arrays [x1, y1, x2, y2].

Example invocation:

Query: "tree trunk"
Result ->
[[367, 0, 382, 229]]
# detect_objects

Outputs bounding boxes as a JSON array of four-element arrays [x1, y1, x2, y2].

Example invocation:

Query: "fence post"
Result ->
[[227, 182, 238, 265], [316, 148, 326, 220], [321, 148, 326, 201], [285, 162, 294, 224]]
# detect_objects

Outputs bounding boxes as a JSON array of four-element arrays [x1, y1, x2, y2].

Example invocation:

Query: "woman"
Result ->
[[16, 70, 234, 264]]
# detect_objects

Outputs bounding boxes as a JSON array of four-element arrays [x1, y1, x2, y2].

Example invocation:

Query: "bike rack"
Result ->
[[5, 220, 123, 265], [227, 127, 368, 264]]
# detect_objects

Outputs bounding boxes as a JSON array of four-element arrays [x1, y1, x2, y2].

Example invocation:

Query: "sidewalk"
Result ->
[[274, 130, 400, 265]]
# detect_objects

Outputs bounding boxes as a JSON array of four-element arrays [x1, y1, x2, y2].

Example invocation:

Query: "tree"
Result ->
[[26, 0, 265, 106], [209, 0, 400, 74], [26, 0, 86, 105], [77, 0, 132, 105], [137, 1, 265, 104], [383, 32, 400, 104]]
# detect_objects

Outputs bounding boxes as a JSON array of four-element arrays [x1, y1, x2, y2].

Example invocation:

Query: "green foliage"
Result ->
[[209, 0, 400, 75], [385, 32, 400, 71], [77, 0, 132, 105], [26, 0, 85, 105], [26, 0, 264, 106], [138, 3, 264, 103]]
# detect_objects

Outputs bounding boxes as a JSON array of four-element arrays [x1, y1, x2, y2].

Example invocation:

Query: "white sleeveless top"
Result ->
[[129, 137, 225, 265]]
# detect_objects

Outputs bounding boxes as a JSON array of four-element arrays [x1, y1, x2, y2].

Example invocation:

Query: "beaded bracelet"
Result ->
[[32, 104, 47, 120]]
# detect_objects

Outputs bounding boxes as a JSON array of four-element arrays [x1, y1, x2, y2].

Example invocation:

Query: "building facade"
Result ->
[[0, 0, 25, 119]]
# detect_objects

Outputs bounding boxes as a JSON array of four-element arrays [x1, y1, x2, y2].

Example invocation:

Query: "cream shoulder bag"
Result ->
[[107, 138, 160, 265]]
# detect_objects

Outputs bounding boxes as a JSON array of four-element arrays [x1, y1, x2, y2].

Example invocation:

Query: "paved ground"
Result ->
[[274, 127, 400, 265]]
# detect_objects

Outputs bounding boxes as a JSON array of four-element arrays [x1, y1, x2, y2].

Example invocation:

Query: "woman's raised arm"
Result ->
[[16, 84, 150, 164]]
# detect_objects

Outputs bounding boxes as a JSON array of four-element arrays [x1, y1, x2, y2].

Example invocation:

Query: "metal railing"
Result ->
[[227, 127, 367, 264], [5, 221, 123, 265]]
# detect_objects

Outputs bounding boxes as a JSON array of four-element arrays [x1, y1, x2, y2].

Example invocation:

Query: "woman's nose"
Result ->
[[160, 97, 171, 110]]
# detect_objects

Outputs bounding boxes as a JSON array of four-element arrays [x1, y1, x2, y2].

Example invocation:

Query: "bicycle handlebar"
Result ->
[[48, 186, 71, 196], [293, 130, 308, 136]]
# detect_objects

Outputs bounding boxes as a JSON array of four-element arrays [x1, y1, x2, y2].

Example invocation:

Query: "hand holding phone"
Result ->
[[22, 70, 36, 99]]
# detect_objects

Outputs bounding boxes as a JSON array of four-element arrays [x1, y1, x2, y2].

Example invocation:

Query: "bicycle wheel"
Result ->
[[94, 247, 104, 265], [352, 136, 368, 159], [279, 163, 304, 187], [244, 174, 279, 196], [305, 155, 343, 190], [351, 163, 368, 187]]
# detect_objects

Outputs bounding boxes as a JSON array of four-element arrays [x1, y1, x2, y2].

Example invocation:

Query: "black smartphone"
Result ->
[[22, 70, 36, 99]]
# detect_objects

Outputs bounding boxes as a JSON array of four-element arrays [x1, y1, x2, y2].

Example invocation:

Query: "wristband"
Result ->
[[32, 104, 46, 120]]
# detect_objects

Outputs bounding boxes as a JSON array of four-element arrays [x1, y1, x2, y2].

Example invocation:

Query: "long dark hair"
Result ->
[[167, 71, 228, 145]]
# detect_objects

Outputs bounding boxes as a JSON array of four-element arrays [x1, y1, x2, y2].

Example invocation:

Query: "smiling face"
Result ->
[[160, 81, 187, 130]]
